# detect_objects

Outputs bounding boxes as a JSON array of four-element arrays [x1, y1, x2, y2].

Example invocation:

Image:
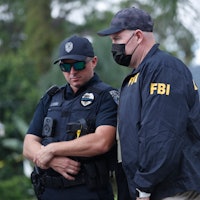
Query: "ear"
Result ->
[[91, 56, 98, 68], [135, 30, 143, 43]]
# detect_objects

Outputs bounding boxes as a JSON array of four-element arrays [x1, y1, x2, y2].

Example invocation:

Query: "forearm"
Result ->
[[23, 134, 42, 162], [34, 125, 116, 167], [50, 125, 116, 157]]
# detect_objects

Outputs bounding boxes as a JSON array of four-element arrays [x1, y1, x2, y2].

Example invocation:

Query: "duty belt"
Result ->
[[40, 172, 86, 188]]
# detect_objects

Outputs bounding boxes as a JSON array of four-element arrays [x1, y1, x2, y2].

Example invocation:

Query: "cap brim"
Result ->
[[97, 27, 124, 36], [54, 55, 87, 64]]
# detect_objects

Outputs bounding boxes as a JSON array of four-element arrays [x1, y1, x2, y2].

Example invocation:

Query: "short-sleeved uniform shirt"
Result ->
[[27, 73, 118, 136], [27, 73, 118, 200]]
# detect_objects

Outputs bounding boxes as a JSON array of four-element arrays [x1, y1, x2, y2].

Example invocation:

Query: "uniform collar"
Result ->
[[140, 43, 159, 65], [65, 73, 101, 97], [133, 43, 159, 74]]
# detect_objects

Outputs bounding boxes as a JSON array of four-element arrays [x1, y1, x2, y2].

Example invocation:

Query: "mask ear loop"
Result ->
[[126, 31, 140, 57], [126, 31, 135, 45], [130, 43, 139, 56]]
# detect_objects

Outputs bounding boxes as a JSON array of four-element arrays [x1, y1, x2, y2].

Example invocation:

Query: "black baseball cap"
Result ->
[[97, 7, 154, 36], [54, 35, 94, 64]]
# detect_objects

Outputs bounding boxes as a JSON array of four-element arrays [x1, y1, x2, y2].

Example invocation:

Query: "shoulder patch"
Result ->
[[109, 90, 119, 105]]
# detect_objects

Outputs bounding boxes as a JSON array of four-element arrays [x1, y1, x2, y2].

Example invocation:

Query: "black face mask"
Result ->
[[111, 44, 132, 66]]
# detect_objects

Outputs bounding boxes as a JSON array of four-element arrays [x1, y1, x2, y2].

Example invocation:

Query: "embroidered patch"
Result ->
[[81, 93, 95, 106], [109, 90, 119, 105], [65, 42, 73, 53]]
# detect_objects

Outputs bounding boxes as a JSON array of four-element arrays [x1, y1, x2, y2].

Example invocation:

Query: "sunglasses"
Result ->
[[59, 61, 86, 72]]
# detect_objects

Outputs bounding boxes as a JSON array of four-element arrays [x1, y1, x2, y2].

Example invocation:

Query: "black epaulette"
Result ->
[[46, 85, 60, 97]]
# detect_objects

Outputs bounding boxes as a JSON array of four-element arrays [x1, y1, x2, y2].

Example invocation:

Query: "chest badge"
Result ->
[[81, 93, 95, 106]]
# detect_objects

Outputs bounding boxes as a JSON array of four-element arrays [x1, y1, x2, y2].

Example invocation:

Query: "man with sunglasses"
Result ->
[[23, 35, 118, 200], [98, 6, 200, 200]]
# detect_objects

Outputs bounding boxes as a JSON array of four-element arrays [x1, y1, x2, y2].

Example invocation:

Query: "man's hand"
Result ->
[[33, 144, 54, 169], [49, 156, 81, 180]]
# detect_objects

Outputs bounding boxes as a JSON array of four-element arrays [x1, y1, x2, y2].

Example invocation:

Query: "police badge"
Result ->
[[65, 42, 73, 53], [81, 93, 95, 106]]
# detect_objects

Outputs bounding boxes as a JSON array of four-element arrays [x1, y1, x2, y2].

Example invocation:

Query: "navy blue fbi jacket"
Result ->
[[118, 44, 200, 200]]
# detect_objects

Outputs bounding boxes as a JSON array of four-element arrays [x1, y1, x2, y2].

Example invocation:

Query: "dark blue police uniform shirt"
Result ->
[[27, 73, 118, 136], [27, 73, 118, 200]]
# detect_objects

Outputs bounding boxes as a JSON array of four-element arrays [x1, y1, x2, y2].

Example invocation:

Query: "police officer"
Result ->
[[23, 35, 118, 200], [98, 7, 200, 200]]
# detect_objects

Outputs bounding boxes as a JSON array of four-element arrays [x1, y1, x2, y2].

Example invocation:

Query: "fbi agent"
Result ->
[[98, 6, 200, 200]]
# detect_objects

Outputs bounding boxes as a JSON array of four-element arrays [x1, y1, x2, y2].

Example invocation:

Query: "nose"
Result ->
[[69, 66, 77, 73]]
